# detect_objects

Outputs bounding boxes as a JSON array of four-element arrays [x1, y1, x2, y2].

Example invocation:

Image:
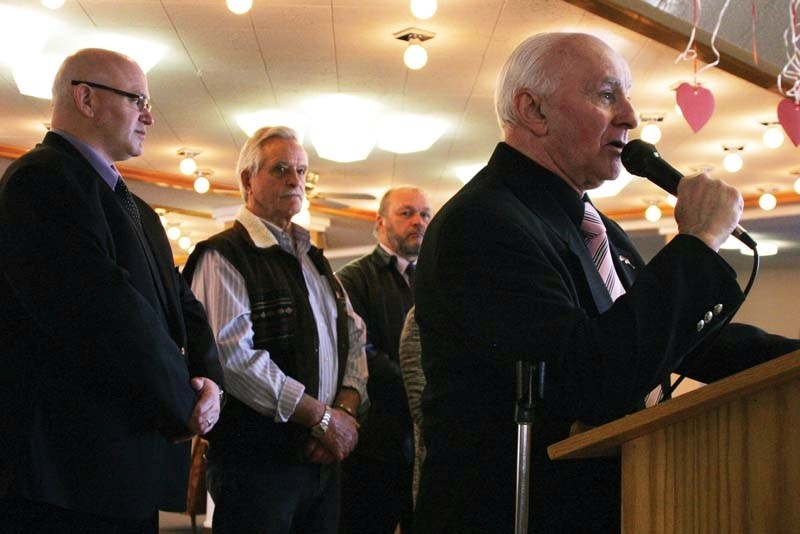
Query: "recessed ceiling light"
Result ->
[[410, 0, 437, 19], [644, 203, 662, 222], [227, 0, 253, 15]]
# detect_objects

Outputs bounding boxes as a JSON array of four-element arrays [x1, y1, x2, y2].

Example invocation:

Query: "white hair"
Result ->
[[494, 33, 578, 132], [236, 126, 300, 201]]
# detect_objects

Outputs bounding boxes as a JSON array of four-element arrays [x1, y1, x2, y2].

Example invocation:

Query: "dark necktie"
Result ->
[[405, 262, 416, 289], [114, 176, 142, 228]]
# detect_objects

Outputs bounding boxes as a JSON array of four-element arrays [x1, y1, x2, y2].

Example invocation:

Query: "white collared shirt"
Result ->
[[190, 208, 367, 421]]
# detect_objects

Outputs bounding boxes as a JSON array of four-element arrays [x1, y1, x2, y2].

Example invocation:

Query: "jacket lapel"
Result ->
[[44, 133, 173, 325], [496, 151, 615, 314]]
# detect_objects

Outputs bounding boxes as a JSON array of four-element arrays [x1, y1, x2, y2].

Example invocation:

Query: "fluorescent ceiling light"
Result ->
[[41, 0, 65, 9], [235, 110, 308, 142], [590, 169, 633, 198], [454, 163, 484, 184], [719, 235, 741, 250], [377, 114, 447, 154], [0, 6, 57, 66], [308, 94, 379, 163], [87, 33, 165, 74], [7, 16, 166, 100], [12, 54, 64, 99], [740, 242, 778, 256]]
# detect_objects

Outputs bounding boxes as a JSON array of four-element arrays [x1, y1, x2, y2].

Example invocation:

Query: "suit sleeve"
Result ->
[[0, 160, 196, 436], [175, 267, 224, 385], [337, 264, 405, 404]]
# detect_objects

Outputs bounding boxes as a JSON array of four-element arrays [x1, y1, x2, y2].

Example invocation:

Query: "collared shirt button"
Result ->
[[696, 319, 705, 332], [704, 311, 713, 322], [713, 303, 724, 315]]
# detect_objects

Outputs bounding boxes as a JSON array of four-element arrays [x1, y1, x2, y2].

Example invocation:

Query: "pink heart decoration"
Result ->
[[777, 98, 800, 147], [676, 82, 715, 133]]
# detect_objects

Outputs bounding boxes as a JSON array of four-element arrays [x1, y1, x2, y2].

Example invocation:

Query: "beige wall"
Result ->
[[671, 265, 799, 397], [733, 266, 800, 339]]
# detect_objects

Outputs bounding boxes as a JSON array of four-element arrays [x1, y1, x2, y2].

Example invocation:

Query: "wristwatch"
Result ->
[[310, 407, 332, 438]]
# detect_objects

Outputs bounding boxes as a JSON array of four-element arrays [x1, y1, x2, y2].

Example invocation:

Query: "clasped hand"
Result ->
[[304, 408, 360, 464], [187, 377, 221, 436]]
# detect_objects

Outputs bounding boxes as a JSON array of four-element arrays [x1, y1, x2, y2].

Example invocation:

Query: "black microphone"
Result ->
[[621, 139, 757, 250]]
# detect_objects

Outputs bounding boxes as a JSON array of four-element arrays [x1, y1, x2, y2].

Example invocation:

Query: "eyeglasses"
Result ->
[[71, 80, 152, 113]]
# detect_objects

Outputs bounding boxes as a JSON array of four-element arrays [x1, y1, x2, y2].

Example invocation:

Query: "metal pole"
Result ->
[[515, 419, 532, 534], [515, 360, 545, 534]]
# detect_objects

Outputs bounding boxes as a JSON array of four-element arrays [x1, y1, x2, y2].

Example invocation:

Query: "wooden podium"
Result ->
[[548, 350, 800, 533]]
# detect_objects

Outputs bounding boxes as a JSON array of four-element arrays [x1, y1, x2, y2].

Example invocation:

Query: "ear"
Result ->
[[72, 84, 96, 118], [241, 169, 252, 194], [513, 88, 548, 136]]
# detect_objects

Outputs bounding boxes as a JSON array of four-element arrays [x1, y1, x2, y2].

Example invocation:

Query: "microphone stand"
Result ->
[[515, 360, 546, 534]]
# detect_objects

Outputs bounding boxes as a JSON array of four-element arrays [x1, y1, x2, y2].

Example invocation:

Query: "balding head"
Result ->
[[494, 32, 637, 193], [495, 33, 613, 135], [50, 48, 153, 163], [52, 49, 139, 113]]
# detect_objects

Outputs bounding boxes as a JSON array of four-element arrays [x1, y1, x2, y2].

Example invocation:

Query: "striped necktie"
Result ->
[[580, 201, 625, 302], [581, 201, 663, 407]]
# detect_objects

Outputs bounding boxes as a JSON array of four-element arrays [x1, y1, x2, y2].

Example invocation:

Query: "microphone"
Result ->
[[621, 139, 756, 250]]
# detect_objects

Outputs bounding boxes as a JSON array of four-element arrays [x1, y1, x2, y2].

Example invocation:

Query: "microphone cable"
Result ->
[[667, 246, 760, 398]]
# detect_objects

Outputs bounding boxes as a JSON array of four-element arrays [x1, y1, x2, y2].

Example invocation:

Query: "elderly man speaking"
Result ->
[[413, 32, 800, 533]]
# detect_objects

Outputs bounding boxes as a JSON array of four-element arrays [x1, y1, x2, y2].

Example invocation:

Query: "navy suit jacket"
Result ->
[[0, 132, 223, 520], [413, 142, 799, 533]]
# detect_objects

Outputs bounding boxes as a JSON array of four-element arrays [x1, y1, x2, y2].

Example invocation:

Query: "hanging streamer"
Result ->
[[777, 0, 800, 145], [751, 0, 758, 65], [675, 0, 701, 71], [696, 0, 732, 78]]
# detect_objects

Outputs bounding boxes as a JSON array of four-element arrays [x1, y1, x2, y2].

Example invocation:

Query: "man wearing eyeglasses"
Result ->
[[0, 48, 223, 533]]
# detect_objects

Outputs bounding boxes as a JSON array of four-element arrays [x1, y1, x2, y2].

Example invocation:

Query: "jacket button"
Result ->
[[696, 319, 705, 332], [704, 311, 713, 322], [713, 303, 724, 315], [180, 346, 186, 356]]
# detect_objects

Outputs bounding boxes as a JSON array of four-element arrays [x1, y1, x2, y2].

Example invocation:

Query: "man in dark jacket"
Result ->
[[337, 186, 431, 534], [413, 32, 800, 533], [0, 48, 223, 533]]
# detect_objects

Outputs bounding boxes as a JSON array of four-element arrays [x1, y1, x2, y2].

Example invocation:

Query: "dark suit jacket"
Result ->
[[337, 246, 414, 464], [413, 142, 799, 533], [0, 132, 223, 520]]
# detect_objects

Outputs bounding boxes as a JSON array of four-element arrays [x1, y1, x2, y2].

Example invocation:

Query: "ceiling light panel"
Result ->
[[377, 114, 448, 154], [235, 110, 308, 142], [308, 94, 380, 163]]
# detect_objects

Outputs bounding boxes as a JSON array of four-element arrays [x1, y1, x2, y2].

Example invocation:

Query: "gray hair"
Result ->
[[494, 33, 574, 132], [236, 125, 300, 201]]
